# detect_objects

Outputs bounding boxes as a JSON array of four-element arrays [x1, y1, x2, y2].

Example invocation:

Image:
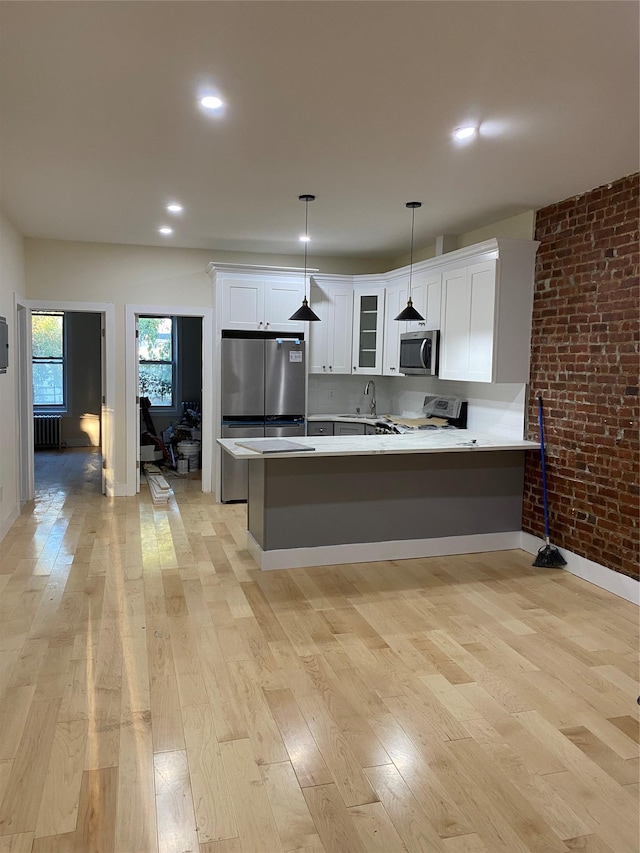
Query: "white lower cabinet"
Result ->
[[309, 278, 354, 375]]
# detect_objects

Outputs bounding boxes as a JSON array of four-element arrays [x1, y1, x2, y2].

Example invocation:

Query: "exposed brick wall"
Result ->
[[523, 173, 639, 580]]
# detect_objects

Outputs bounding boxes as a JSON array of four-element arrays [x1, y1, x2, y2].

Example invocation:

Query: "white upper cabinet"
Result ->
[[438, 240, 539, 383], [208, 238, 537, 382], [382, 277, 407, 376], [214, 269, 305, 332], [406, 269, 442, 332], [439, 261, 496, 382], [308, 277, 353, 375], [352, 284, 385, 375]]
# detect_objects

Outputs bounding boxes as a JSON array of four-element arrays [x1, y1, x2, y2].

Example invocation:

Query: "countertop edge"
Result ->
[[217, 433, 540, 460]]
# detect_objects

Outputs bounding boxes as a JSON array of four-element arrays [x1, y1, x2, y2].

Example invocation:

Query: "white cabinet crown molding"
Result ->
[[207, 262, 319, 280]]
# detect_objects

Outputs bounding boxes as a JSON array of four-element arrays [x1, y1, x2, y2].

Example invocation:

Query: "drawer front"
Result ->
[[334, 422, 366, 436], [307, 422, 334, 436]]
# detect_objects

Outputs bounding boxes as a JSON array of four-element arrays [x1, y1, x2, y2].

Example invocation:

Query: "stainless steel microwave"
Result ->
[[399, 330, 439, 375]]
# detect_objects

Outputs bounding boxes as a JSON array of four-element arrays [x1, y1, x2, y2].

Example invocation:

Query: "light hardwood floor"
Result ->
[[0, 448, 638, 853]]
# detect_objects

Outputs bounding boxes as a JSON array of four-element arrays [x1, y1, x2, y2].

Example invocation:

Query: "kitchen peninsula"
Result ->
[[218, 431, 539, 570]]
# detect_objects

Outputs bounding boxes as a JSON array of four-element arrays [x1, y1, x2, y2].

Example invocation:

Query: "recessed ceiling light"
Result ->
[[453, 126, 477, 141], [158, 226, 173, 236], [166, 203, 183, 214], [299, 235, 311, 243], [200, 95, 223, 111]]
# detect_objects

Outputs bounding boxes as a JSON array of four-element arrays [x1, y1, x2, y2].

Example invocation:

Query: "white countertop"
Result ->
[[308, 413, 381, 424], [218, 430, 540, 460]]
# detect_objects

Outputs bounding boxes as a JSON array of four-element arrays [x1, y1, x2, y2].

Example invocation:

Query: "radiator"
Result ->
[[34, 414, 62, 449]]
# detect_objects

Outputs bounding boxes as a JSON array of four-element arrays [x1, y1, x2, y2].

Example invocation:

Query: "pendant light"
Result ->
[[394, 201, 426, 322], [289, 194, 321, 322]]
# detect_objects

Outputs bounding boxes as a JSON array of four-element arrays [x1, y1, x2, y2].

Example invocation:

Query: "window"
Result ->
[[32, 311, 65, 407], [138, 316, 175, 407]]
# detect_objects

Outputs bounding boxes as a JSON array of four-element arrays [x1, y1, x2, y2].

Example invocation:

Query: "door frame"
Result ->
[[15, 297, 34, 503], [125, 304, 213, 496], [20, 300, 116, 497]]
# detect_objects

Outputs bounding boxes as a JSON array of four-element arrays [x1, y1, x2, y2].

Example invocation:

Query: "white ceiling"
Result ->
[[0, 1, 638, 260]]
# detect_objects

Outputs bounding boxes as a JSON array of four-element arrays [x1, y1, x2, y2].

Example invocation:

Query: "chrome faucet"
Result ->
[[364, 380, 376, 417]]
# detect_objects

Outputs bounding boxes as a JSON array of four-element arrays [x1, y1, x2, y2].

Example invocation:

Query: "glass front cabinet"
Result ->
[[351, 285, 385, 375]]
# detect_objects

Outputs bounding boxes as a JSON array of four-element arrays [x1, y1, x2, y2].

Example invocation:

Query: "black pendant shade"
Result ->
[[289, 296, 320, 322], [394, 297, 424, 322], [289, 194, 320, 322], [394, 201, 426, 322]]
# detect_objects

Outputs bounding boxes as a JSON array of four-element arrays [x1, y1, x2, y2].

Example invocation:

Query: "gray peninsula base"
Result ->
[[247, 450, 526, 564]]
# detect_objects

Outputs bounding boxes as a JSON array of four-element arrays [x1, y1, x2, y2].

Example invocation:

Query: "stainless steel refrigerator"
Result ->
[[220, 331, 306, 502]]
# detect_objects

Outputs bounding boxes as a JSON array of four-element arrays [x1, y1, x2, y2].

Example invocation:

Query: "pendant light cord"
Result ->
[[408, 205, 415, 300], [303, 198, 309, 298]]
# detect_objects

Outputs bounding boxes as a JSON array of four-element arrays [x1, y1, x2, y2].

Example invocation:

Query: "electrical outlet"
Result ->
[[328, 389, 334, 398]]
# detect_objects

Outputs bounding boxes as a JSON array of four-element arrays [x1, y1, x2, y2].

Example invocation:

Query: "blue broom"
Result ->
[[533, 396, 567, 569]]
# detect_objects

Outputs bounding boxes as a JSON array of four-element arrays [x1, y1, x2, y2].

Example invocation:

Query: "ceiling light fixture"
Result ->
[[200, 95, 223, 111], [289, 194, 320, 322], [394, 202, 425, 322], [166, 203, 183, 214], [158, 226, 173, 236], [453, 125, 477, 141]]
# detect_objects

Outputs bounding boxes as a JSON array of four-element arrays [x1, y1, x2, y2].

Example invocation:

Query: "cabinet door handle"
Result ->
[[322, 365, 326, 371], [258, 321, 263, 327], [265, 322, 269, 328], [329, 366, 333, 371]]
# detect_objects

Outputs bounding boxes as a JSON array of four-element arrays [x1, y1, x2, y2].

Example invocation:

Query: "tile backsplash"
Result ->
[[308, 374, 527, 439]]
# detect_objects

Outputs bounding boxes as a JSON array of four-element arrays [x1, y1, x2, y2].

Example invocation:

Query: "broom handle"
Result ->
[[537, 396, 551, 544]]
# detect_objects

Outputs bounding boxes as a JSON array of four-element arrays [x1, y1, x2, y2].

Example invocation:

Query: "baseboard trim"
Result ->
[[519, 531, 639, 605], [0, 504, 20, 543], [247, 531, 523, 572]]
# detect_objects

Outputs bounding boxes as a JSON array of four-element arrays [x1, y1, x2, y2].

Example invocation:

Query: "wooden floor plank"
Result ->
[[260, 760, 323, 851], [34, 718, 88, 838], [154, 750, 200, 853], [218, 738, 284, 853], [0, 697, 62, 834], [181, 703, 237, 844], [115, 710, 157, 853], [303, 783, 369, 853]]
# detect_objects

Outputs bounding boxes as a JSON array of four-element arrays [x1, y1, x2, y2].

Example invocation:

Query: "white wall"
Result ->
[[64, 312, 102, 446], [0, 210, 25, 539], [387, 210, 536, 269], [25, 240, 216, 491]]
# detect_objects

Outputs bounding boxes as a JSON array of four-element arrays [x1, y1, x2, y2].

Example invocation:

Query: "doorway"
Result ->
[[17, 300, 116, 501], [32, 310, 102, 494], [125, 304, 213, 496]]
